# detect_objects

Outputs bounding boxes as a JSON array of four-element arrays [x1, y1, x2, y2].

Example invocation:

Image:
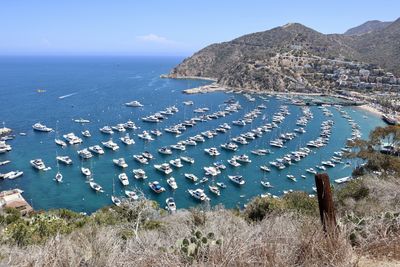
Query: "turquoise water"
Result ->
[[0, 56, 385, 213]]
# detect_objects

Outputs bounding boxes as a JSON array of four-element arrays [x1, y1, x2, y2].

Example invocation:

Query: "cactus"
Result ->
[[177, 230, 222, 262]]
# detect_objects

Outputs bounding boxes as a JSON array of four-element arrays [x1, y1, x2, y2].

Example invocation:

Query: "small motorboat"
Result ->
[[165, 197, 177, 212]]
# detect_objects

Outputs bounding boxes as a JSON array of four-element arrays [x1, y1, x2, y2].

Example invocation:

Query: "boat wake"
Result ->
[[59, 92, 78, 99]]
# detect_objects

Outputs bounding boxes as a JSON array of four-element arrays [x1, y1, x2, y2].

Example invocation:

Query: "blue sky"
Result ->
[[1, 0, 399, 56]]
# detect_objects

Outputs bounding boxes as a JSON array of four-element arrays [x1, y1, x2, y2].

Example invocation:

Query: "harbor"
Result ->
[[0, 57, 386, 214]]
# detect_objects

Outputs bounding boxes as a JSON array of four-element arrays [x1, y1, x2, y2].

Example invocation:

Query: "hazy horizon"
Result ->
[[1, 0, 399, 56]]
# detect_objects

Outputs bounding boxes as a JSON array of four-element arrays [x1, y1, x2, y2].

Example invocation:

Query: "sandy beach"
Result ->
[[355, 104, 384, 117]]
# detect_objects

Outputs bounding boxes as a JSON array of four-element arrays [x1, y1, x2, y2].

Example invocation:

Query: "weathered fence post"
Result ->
[[315, 173, 337, 232]]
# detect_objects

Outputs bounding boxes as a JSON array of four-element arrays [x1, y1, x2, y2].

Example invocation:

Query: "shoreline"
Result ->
[[354, 104, 384, 117]]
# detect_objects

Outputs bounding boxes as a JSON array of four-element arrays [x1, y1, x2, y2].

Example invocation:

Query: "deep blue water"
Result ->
[[0, 56, 385, 213]]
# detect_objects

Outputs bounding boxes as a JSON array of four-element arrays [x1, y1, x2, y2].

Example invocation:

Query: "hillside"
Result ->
[[344, 20, 392, 35], [169, 19, 400, 91]]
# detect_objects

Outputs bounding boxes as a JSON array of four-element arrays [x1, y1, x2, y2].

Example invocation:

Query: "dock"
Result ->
[[0, 189, 33, 215]]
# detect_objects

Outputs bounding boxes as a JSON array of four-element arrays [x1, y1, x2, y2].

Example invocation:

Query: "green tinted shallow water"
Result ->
[[0, 57, 386, 213]]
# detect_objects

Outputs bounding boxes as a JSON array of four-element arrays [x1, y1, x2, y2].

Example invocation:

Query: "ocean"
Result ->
[[0, 56, 386, 213]]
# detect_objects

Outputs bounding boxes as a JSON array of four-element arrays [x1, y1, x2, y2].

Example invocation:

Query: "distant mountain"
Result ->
[[169, 19, 400, 91], [344, 20, 392, 35]]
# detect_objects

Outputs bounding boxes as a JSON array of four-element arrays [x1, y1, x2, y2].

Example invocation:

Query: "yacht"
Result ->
[[112, 124, 126, 132], [234, 154, 251, 163], [55, 171, 63, 183], [82, 130, 91, 137], [199, 177, 209, 184], [167, 177, 178, 189], [188, 189, 209, 201], [251, 149, 270, 156], [4, 171, 24, 180], [158, 147, 173, 155], [125, 190, 139, 200], [184, 173, 198, 182], [133, 169, 148, 179], [78, 149, 93, 159], [111, 196, 122, 207], [204, 147, 220, 156], [260, 165, 271, 172], [142, 116, 160, 123], [55, 139, 67, 147], [321, 161, 335, 168], [120, 133, 135, 145], [154, 163, 173, 175], [118, 173, 130, 186], [142, 151, 154, 160], [204, 166, 220, 176], [74, 118, 90, 124], [81, 167, 91, 177], [334, 176, 353, 184], [30, 159, 46, 170], [228, 175, 245, 185], [209, 185, 221, 196], [102, 139, 119, 150], [261, 181, 273, 188], [113, 158, 128, 168], [165, 197, 177, 212], [169, 158, 183, 168], [170, 144, 186, 151], [88, 145, 105, 155], [150, 129, 162, 136], [220, 142, 238, 151], [89, 181, 104, 192], [213, 161, 226, 170], [56, 156, 73, 165], [100, 126, 114, 134], [180, 156, 194, 164], [125, 100, 143, 107], [63, 133, 83, 145], [32, 123, 53, 132], [123, 120, 137, 130], [216, 182, 227, 189], [183, 100, 194, 106], [306, 168, 317, 174], [138, 131, 154, 141], [148, 181, 165, 193], [228, 159, 241, 167], [133, 154, 149, 164]]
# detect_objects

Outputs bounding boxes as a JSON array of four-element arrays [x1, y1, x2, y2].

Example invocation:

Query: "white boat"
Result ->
[[113, 158, 128, 168], [158, 147, 173, 155], [81, 130, 91, 137], [234, 154, 251, 163], [133, 169, 147, 179], [170, 144, 186, 151], [154, 163, 173, 175], [112, 124, 126, 132], [125, 190, 139, 200], [213, 162, 226, 170], [30, 159, 46, 170], [150, 129, 162, 136], [334, 176, 353, 184], [125, 100, 143, 107], [142, 151, 153, 160], [102, 139, 119, 150], [111, 195, 122, 206], [32, 123, 53, 132], [180, 156, 194, 164], [183, 100, 194, 106], [100, 126, 114, 134], [306, 168, 317, 174], [216, 182, 227, 188], [133, 154, 148, 164], [228, 159, 241, 167], [220, 142, 238, 151], [78, 149, 93, 159], [74, 118, 90, 123], [89, 181, 103, 192], [165, 197, 177, 212], [138, 131, 154, 141], [55, 139, 67, 147], [209, 185, 221, 196], [287, 175, 297, 182], [228, 175, 245, 185], [123, 120, 137, 130], [184, 173, 198, 182], [169, 158, 183, 168], [204, 147, 220, 156], [0, 160, 11, 166], [56, 156, 73, 165], [4, 170, 24, 180], [149, 181, 165, 193], [167, 177, 178, 189], [260, 165, 271, 172], [55, 171, 63, 183], [63, 133, 83, 145], [88, 145, 105, 155], [261, 181, 273, 188], [118, 173, 129, 186], [81, 167, 91, 177], [204, 166, 220, 176], [188, 189, 209, 201]]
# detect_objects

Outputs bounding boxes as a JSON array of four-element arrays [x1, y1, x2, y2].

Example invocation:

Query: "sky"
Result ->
[[1, 0, 399, 56]]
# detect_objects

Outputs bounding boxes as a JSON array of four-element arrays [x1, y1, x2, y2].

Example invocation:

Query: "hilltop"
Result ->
[[344, 20, 393, 35], [169, 19, 400, 92]]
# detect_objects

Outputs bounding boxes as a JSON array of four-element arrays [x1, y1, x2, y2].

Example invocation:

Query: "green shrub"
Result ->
[[336, 179, 370, 204], [283, 192, 318, 215], [244, 197, 282, 222]]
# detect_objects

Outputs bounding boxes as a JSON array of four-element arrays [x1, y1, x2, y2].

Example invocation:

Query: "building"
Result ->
[[0, 189, 33, 215]]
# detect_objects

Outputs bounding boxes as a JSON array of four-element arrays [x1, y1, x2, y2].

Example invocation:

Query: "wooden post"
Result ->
[[315, 173, 336, 232]]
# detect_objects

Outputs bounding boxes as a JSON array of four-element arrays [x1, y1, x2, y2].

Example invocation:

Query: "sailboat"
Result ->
[[55, 136, 63, 183]]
